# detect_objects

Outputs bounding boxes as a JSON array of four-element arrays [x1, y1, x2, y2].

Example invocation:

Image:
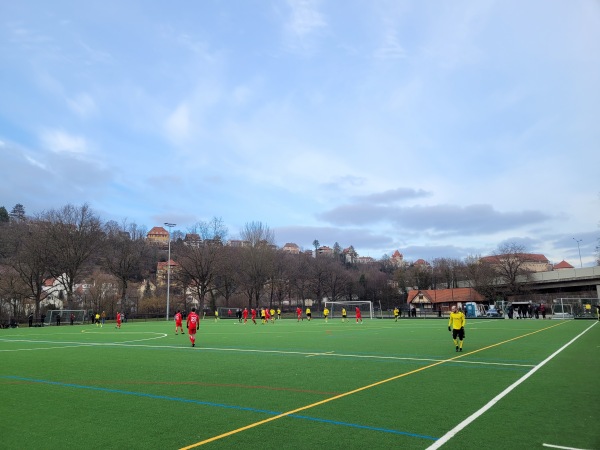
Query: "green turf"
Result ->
[[1, 318, 598, 449]]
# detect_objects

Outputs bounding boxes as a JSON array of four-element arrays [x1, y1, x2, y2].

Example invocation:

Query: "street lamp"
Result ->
[[573, 238, 583, 268], [164, 222, 176, 320]]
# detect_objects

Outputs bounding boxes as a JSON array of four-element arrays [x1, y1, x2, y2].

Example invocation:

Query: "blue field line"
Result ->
[[2, 375, 438, 442]]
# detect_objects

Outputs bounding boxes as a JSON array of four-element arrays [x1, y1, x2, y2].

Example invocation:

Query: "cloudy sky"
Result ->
[[1, 0, 599, 266]]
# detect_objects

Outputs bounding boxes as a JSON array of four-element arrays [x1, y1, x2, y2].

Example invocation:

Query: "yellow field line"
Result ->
[[180, 321, 566, 449]]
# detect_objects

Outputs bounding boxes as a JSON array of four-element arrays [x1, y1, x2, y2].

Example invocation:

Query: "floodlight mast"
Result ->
[[164, 222, 176, 320], [573, 238, 582, 268]]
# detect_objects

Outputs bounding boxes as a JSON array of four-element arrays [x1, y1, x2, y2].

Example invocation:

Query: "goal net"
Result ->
[[552, 298, 599, 320], [45, 310, 86, 325], [216, 307, 242, 319], [324, 301, 373, 320]]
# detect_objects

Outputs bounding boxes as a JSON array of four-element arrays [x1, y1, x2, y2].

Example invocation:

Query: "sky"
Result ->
[[1, 0, 599, 266]]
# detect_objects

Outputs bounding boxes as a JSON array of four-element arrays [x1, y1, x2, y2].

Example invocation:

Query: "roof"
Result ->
[[480, 253, 549, 263], [554, 260, 574, 269], [157, 259, 179, 270], [407, 288, 485, 304], [147, 226, 168, 235]]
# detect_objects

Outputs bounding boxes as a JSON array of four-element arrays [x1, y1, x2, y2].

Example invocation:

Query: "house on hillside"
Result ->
[[282, 243, 300, 254], [156, 260, 179, 287], [147, 226, 169, 246], [390, 250, 405, 267], [480, 253, 552, 273]]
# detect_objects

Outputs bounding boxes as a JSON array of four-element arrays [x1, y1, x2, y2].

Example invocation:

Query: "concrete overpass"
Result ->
[[526, 266, 600, 298]]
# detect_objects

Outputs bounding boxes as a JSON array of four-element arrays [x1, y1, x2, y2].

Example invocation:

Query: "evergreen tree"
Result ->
[[10, 204, 26, 221]]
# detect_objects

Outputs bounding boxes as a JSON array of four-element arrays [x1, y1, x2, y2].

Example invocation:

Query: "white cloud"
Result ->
[[285, 0, 326, 37], [25, 155, 47, 170], [67, 93, 97, 117], [374, 28, 406, 59], [165, 103, 191, 142], [40, 129, 87, 154]]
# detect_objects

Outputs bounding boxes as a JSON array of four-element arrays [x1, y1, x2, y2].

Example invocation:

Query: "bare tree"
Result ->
[[238, 222, 275, 308], [492, 242, 533, 297], [189, 217, 228, 242], [5, 221, 52, 319], [213, 246, 241, 308], [464, 255, 499, 301], [38, 204, 105, 308], [102, 221, 152, 313], [174, 239, 223, 312]]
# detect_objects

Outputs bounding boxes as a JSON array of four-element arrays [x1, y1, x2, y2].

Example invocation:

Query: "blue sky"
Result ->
[[1, 0, 599, 266]]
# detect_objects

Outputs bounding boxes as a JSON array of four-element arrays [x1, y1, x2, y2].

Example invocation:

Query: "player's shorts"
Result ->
[[307, 313, 311, 318], [342, 314, 346, 318], [452, 328, 465, 340], [175, 322, 182, 327]]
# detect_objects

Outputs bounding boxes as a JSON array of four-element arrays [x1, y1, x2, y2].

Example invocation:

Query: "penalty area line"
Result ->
[[543, 444, 592, 450], [426, 321, 598, 450]]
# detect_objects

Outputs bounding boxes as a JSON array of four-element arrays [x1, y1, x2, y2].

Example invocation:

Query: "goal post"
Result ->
[[324, 300, 373, 320], [45, 310, 86, 325]]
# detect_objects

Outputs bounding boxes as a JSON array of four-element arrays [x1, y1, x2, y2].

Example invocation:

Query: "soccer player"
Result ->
[[355, 306, 362, 324], [296, 306, 302, 322], [95, 312, 101, 327], [265, 308, 271, 323], [187, 307, 200, 347], [251, 308, 257, 324], [270, 309, 275, 323], [214, 310, 219, 322], [393, 307, 399, 322], [323, 307, 329, 323], [341, 307, 347, 323], [448, 305, 466, 352], [174, 310, 184, 334], [277, 308, 281, 320], [243, 307, 249, 324], [260, 307, 266, 324], [306, 307, 311, 321], [115, 312, 121, 329]]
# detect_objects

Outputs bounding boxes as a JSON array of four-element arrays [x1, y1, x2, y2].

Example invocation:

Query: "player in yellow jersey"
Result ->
[[306, 307, 311, 321], [393, 307, 399, 322], [323, 307, 329, 323], [341, 307, 347, 323], [448, 306, 466, 352]]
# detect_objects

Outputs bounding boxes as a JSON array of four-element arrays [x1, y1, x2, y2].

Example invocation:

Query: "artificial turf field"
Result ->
[[1, 317, 598, 450]]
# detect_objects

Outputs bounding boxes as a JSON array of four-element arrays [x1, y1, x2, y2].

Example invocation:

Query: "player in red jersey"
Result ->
[[186, 307, 200, 347], [251, 308, 257, 324], [174, 310, 184, 335], [355, 306, 363, 323], [296, 306, 302, 322], [242, 307, 249, 324], [115, 312, 121, 329]]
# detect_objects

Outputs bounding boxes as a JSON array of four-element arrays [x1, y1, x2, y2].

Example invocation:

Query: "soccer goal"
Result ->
[[45, 310, 86, 325], [216, 307, 241, 319], [324, 300, 373, 320]]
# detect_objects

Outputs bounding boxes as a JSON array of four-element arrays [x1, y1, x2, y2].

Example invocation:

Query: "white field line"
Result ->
[[427, 321, 598, 450], [543, 443, 591, 450], [0, 336, 534, 368]]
